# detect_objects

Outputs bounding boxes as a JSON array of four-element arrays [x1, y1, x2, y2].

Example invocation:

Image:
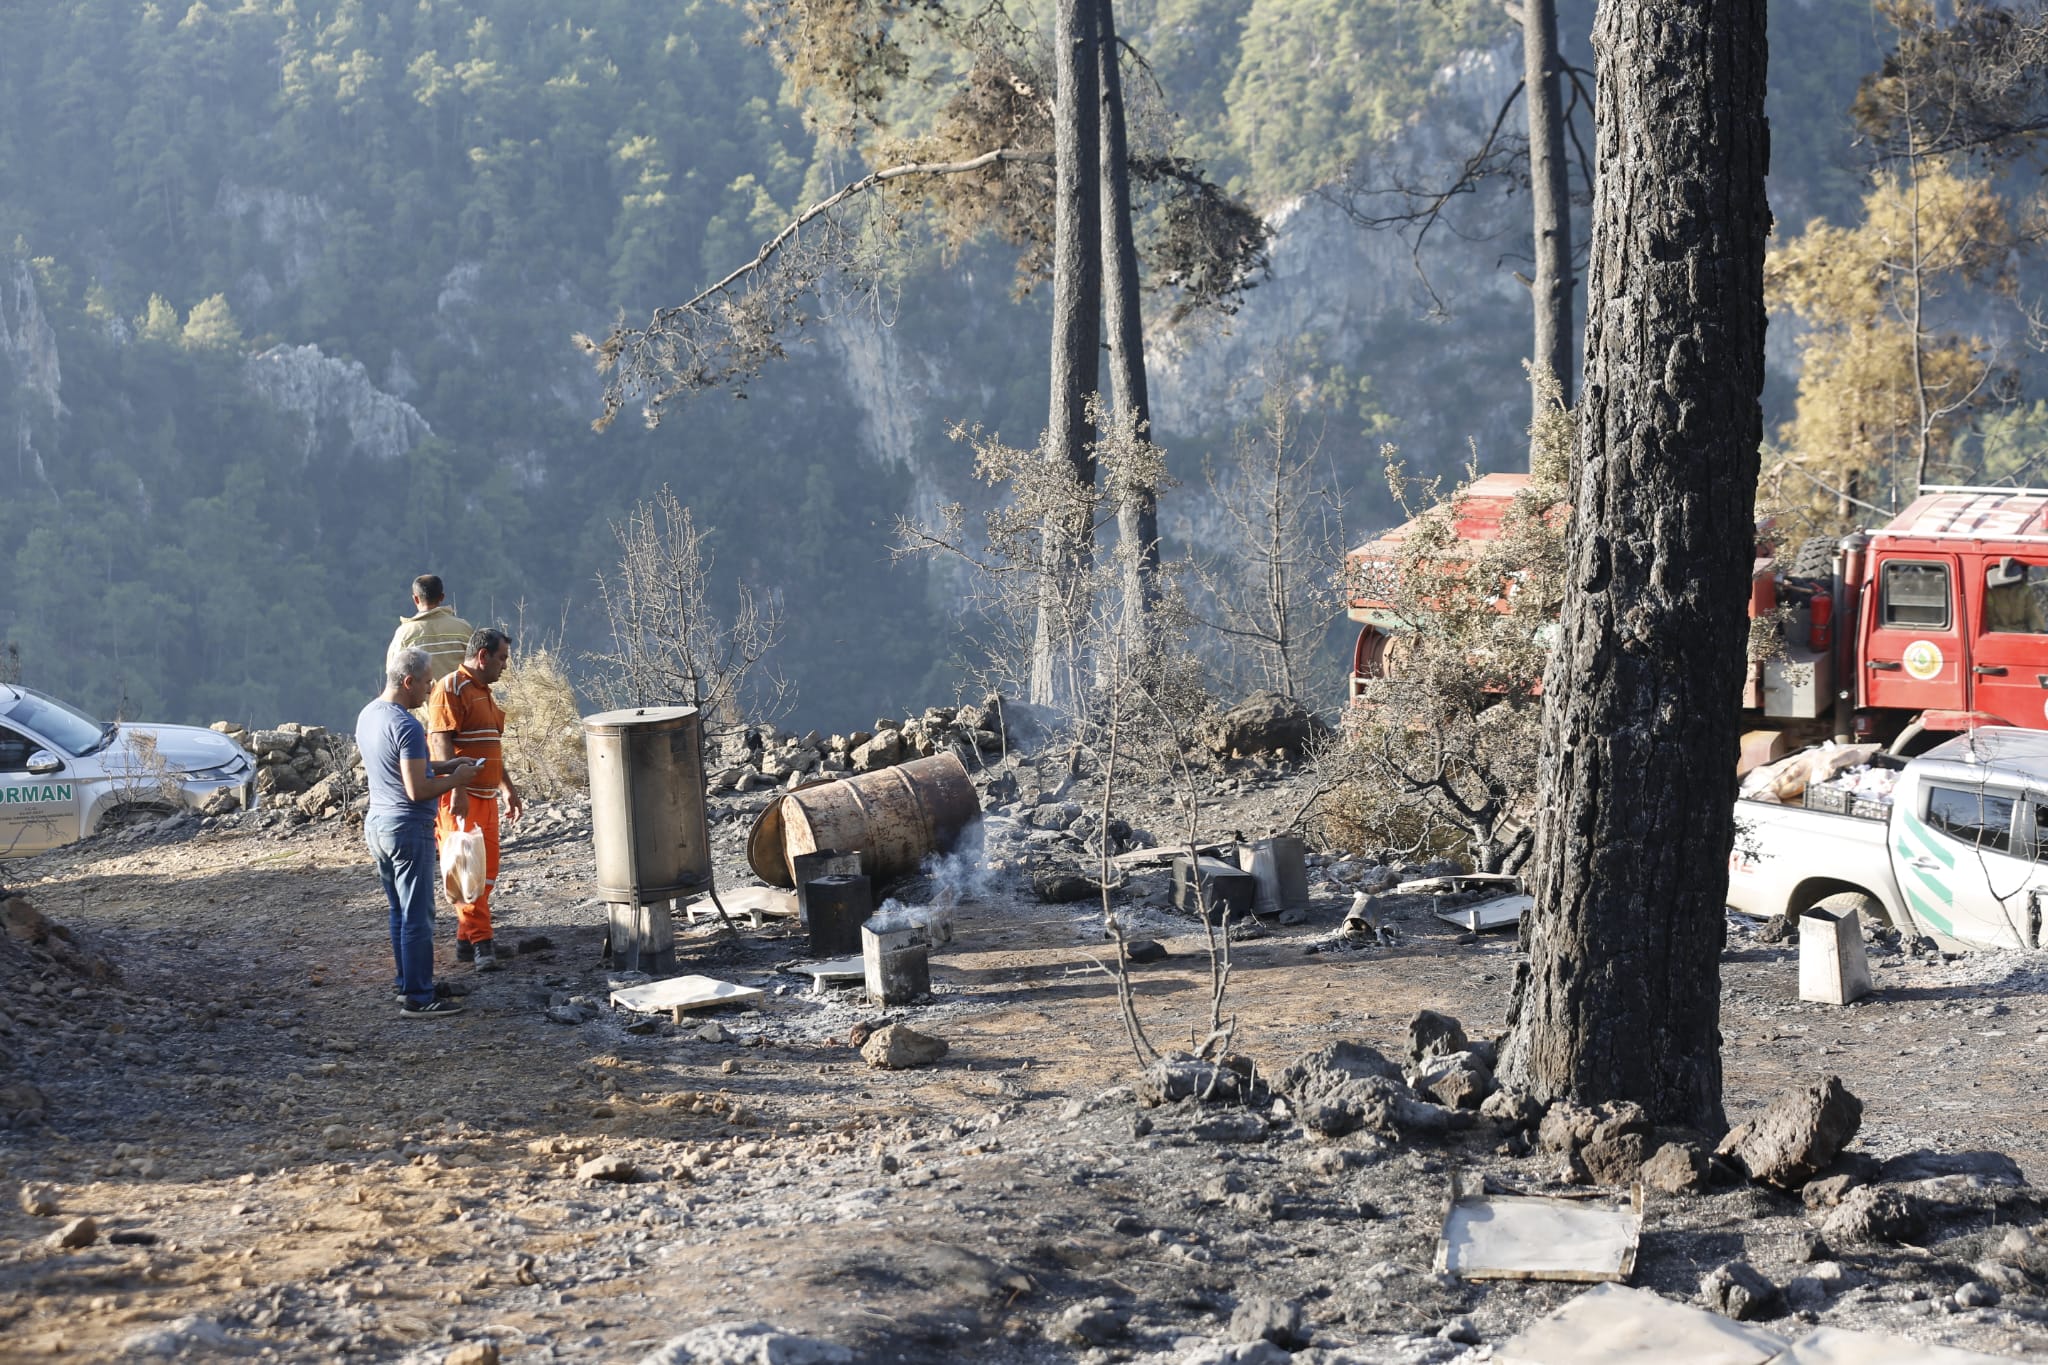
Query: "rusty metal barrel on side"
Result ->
[[747, 752, 980, 888]]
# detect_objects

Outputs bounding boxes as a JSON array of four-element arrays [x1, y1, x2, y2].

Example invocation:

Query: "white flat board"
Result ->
[[686, 886, 797, 922], [609, 975, 764, 1014], [1767, 1327, 2011, 1365], [1497, 1285, 1787, 1365], [1438, 893, 1532, 932], [1438, 1185, 1641, 1282], [794, 956, 865, 984]]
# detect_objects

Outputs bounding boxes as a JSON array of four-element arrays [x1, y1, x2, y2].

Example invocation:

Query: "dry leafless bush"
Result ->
[[588, 486, 794, 744], [1187, 387, 1348, 703], [1315, 376, 1572, 874]]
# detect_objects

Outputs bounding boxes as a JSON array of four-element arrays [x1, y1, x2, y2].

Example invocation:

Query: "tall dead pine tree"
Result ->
[[1499, 0, 1770, 1130], [1031, 0, 1106, 708], [1522, 0, 1575, 431]]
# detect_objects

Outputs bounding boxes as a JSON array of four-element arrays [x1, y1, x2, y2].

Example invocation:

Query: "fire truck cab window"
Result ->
[[1881, 561, 1950, 630], [1925, 784, 2016, 855], [1983, 558, 2048, 634]]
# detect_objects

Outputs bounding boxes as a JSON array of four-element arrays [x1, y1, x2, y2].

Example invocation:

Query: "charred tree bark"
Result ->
[[1098, 0, 1159, 646], [1031, 0, 1105, 709], [1523, 0, 1575, 437], [1498, 0, 1770, 1131]]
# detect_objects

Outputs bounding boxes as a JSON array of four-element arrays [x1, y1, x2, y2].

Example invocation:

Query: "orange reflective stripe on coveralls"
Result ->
[[426, 665, 506, 944]]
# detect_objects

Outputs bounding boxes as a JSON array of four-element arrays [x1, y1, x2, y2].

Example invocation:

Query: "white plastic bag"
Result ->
[[440, 818, 487, 904]]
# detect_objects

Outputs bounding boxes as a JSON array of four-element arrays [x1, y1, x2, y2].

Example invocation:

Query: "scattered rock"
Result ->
[[1031, 868, 1096, 904], [1537, 1098, 1651, 1182], [1579, 1131, 1649, 1186], [48, 1216, 97, 1249], [1640, 1141, 1713, 1195], [1139, 1054, 1249, 1106], [1124, 938, 1167, 964], [575, 1155, 638, 1184], [1953, 1280, 2001, 1310], [1479, 1088, 1544, 1128], [445, 1345, 500, 1365], [1800, 1172, 1862, 1211], [1439, 1316, 1481, 1345], [120, 1316, 251, 1358], [636, 1322, 852, 1365], [860, 1024, 948, 1070], [1050, 1299, 1128, 1346], [1411, 1051, 1495, 1109], [1182, 1345, 1292, 1365], [1197, 691, 1329, 760], [1278, 1041, 1469, 1137], [1700, 1261, 1785, 1321], [1821, 1185, 1926, 1248], [1190, 1112, 1269, 1143], [1229, 1296, 1309, 1350], [1406, 1009, 1468, 1062], [2, 895, 51, 943], [16, 1183, 58, 1217], [1718, 1076, 1862, 1190]]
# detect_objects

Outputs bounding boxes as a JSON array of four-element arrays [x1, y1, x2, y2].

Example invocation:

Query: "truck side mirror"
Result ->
[[26, 749, 63, 776]]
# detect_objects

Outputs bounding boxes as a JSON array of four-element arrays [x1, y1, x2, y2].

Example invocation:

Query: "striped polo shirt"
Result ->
[[424, 665, 505, 797]]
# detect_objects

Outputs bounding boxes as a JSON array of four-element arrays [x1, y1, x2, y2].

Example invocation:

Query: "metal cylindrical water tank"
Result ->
[[747, 752, 980, 888], [584, 706, 711, 904]]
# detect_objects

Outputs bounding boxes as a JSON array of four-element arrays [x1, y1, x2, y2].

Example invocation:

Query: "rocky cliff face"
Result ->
[[1150, 42, 1532, 473], [0, 256, 64, 487], [242, 344, 431, 464]]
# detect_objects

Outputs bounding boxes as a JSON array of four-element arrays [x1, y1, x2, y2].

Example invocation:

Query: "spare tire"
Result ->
[[1789, 535, 1838, 580]]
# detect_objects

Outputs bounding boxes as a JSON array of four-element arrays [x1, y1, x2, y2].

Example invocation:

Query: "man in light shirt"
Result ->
[[388, 575, 475, 683]]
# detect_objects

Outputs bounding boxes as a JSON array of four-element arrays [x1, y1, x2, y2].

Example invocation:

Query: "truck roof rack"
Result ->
[[1915, 484, 2048, 497]]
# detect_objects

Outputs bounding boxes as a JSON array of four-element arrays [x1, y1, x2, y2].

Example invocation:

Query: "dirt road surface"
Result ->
[[3, 761, 2047, 1362]]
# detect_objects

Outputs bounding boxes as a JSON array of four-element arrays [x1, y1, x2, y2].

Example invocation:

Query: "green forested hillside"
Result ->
[[0, 0, 1883, 730]]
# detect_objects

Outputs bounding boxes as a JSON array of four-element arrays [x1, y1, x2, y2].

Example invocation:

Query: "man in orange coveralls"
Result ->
[[427, 627, 524, 970]]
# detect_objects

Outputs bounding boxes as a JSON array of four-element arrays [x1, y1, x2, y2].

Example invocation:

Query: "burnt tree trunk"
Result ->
[[1031, 0, 1105, 709], [1497, 0, 1770, 1131], [1523, 0, 1575, 436], [1098, 0, 1160, 648]]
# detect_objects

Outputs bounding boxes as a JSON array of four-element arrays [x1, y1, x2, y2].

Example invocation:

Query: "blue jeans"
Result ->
[[367, 818, 437, 1007]]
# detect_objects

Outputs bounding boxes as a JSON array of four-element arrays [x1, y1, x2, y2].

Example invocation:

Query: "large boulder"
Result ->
[[1277, 1040, 1470, 1137], [1718, 1076, 1862, 1190], [1538, 1098, 1654, 1185], [1407, 1009, 1469, 1062], [1198, 692, 1330, 760], [860, 1024, 948, 1070], [850, 729, 904, 773]]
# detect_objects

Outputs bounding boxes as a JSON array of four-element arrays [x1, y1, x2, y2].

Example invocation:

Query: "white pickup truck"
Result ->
[[1728, 727, 2048, 951]]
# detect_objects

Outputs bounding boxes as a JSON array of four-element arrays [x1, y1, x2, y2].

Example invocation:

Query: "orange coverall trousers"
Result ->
[[437, 796, 499, 944]]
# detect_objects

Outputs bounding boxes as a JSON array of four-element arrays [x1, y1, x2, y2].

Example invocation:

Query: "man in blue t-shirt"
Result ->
[[357, 645, 482, 1018]]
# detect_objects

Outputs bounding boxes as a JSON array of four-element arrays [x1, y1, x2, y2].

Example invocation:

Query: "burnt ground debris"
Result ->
[[2, 750, 2048, 1361]]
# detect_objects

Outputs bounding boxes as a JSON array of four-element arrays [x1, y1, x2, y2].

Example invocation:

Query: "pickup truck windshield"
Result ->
[[2, 689, 113, 757]]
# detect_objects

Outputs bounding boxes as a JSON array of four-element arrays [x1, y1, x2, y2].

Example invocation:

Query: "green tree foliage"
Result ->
[[0, 0, 954, 731]]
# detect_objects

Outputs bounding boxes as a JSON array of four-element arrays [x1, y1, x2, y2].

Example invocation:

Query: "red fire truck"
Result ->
[[1346, 480, 2048, 762]]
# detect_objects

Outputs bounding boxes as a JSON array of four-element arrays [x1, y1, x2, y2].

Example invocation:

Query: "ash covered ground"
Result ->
[[3, 744, 2048, 1363]]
